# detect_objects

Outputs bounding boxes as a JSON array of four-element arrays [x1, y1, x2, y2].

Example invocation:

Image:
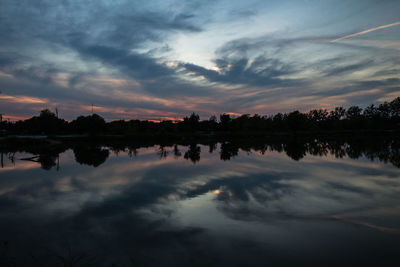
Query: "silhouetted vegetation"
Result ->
[[1, 135, 399, 168], [184, 143, 201, 163], [5, 109, 68, 135], [73, 146, 110, 167], [1, 98, 400, 136]]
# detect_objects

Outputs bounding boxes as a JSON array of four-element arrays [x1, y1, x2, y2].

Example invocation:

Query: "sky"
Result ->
[[0, 0, 399, 121]]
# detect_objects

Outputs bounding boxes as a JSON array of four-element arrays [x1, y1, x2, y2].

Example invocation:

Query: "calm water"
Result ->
[[1, 140, 400, 266]]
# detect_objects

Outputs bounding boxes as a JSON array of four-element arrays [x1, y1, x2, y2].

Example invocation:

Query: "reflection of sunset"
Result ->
[[213, 189, 222, 195], [0, 160, 38, 172], [332, 216, 400, 234]]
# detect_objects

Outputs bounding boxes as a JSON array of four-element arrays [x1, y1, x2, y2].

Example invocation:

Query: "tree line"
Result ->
[[1, 97, 399, 135]]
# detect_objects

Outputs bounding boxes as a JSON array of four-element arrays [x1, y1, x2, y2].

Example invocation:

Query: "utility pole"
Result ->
[[55, 107, 59, 118], [0, 91, 2, 127], [57, 154, 60, 171], [0, 113, 3, 137]]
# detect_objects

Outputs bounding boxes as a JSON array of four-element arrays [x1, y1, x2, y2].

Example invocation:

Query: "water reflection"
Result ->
[[184, 144, 201, 163], [1, 136, 399, 169], [0, 137, 399, 266], [73, 146, 110, 167]]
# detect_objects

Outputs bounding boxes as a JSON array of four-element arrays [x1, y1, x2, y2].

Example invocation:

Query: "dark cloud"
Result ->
[[0, 0, 221, 115], [181, 56, 298, 87], [374, 68, 400, 77], [0, 1, 202, 45], [72, 44, 174, 80], [0, 54, 14, 67], [177, 33, 378, 89]]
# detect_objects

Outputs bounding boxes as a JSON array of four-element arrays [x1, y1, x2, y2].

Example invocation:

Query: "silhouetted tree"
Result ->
[[329, 107, 346, 120], [389, 97, 400, 117], [209, 115, 217, 123], [377, 103, 389, 120], [346, 106, 362, 120], [284, 141, 307, 161], [3, 97, 400, 136], [173, 144, 181, 158], [182, 113, 200, 132], [184, 144, 201, 163], [220, 113, 231, 131], [157, 145, 168, 159], [73, 146, 109, 167], [220, 142, 239, 161], [363, 104, 378, 119], [16, 109, 68, 134], [69, 114, 106, 134], [286, 111, 308, 131]]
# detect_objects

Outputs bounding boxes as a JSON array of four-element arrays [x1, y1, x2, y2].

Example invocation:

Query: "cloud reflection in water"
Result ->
[[0, 139, 399, 266]]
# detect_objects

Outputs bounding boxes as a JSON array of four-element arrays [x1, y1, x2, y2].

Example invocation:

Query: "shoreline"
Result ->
[[0, 129, 398, 141]]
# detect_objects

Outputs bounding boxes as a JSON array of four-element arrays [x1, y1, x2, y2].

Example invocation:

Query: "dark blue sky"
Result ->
[[0, 0, 399, 121]]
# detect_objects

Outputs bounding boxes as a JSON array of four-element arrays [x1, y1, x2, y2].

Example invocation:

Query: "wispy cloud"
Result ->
[[331, 22, 400, 42], [0, 94, 47, 104]]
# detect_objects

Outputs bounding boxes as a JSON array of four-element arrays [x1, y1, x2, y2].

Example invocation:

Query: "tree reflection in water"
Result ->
[[73, 146, 110, 167], [2, 136, 399, 169]]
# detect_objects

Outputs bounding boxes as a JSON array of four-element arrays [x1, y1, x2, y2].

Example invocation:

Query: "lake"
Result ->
[[0, 138, 400, 266]]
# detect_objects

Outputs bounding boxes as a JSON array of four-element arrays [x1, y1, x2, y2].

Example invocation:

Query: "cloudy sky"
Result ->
[[0, 0, 399, 121]]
